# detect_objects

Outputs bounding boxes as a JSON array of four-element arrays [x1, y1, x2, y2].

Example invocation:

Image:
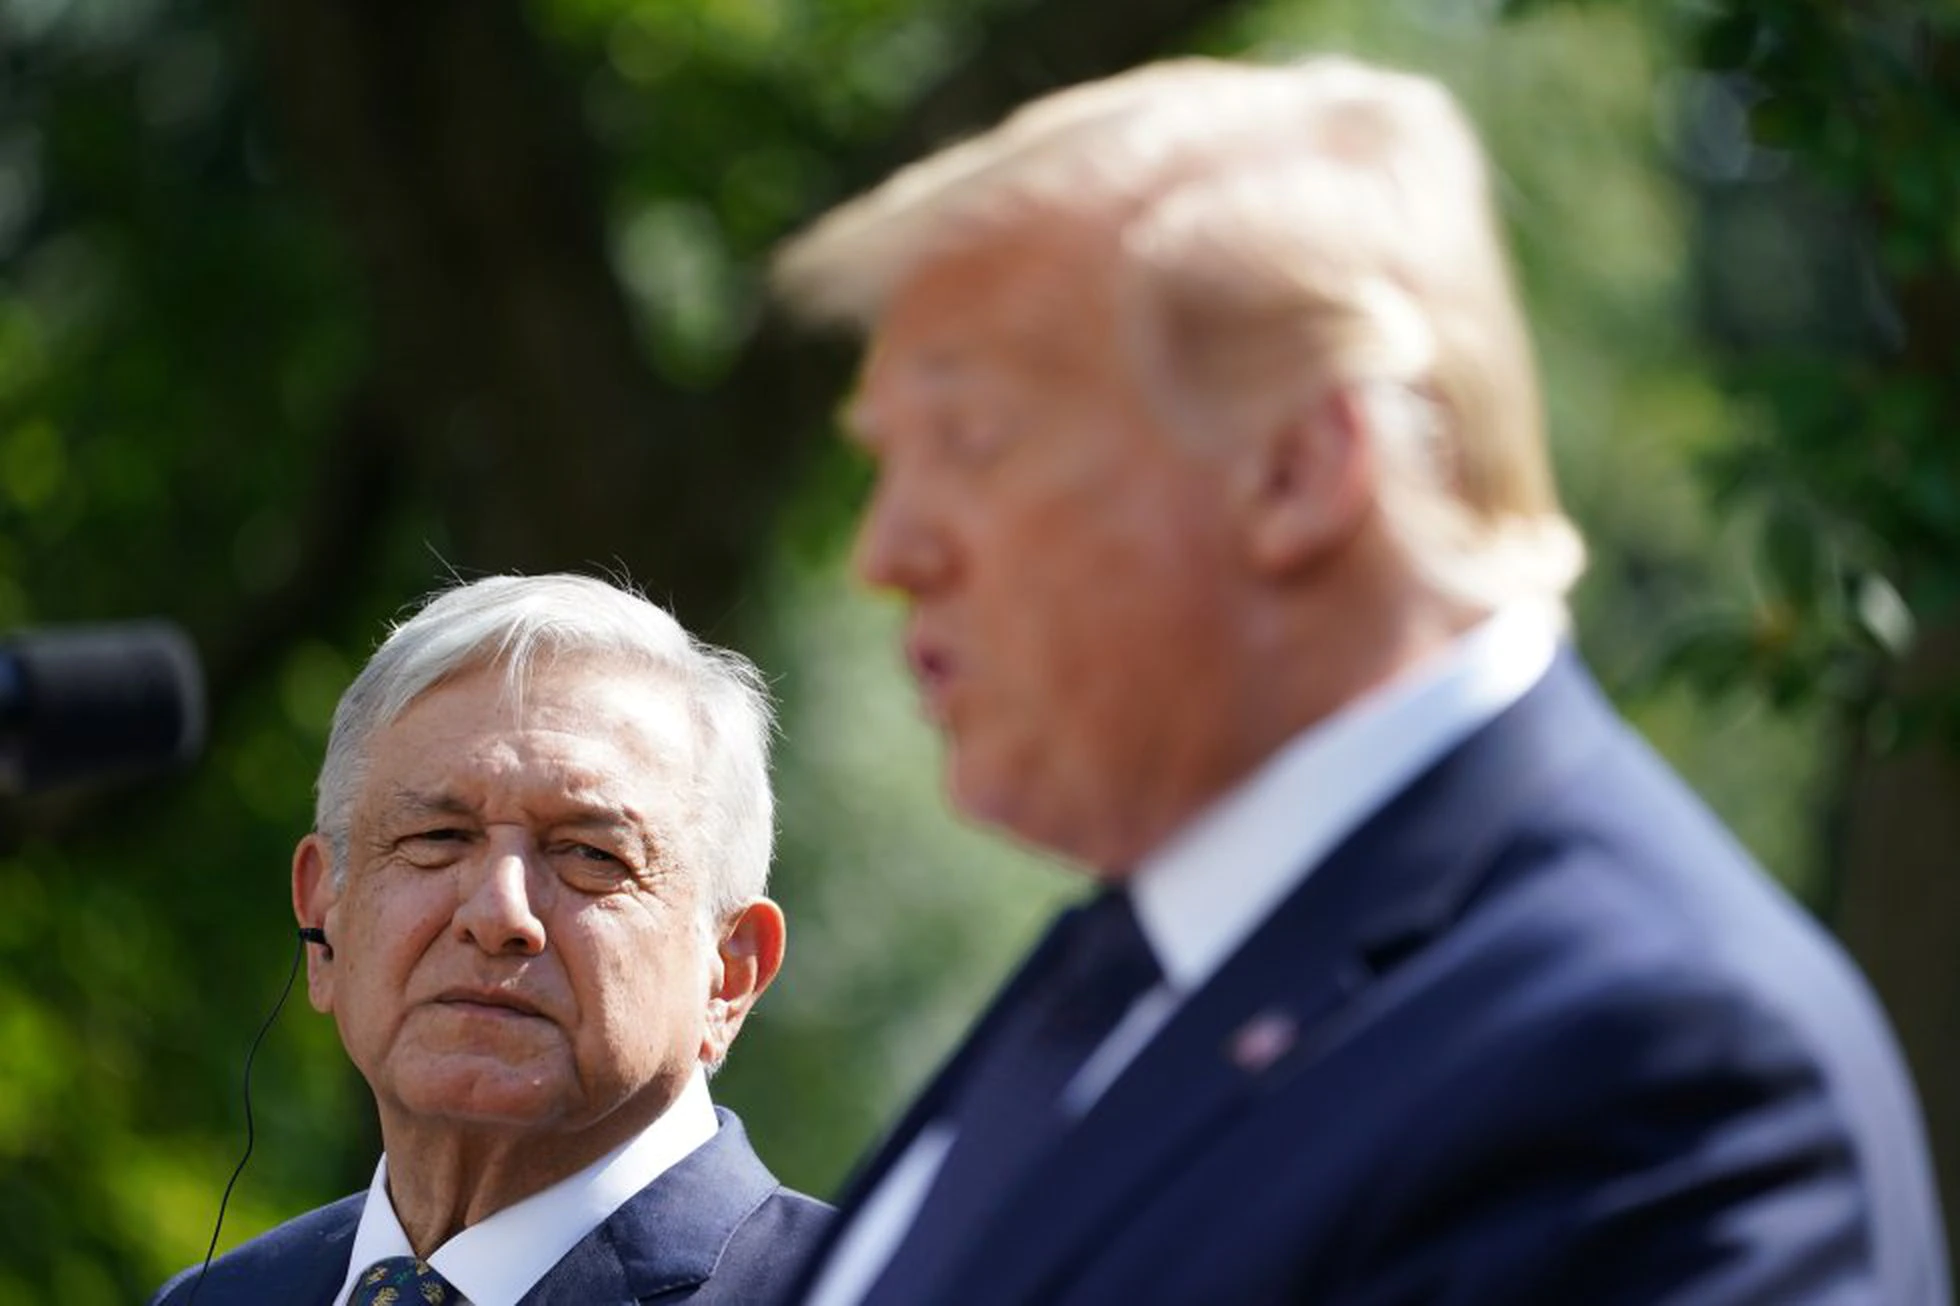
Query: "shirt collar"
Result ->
[[1130, 602, 1562, 993], [337, 1069, 719, 1306]]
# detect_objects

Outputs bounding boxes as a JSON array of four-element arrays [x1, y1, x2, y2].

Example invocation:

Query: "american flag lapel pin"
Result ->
[[1227, 1008, 1299, 1074]]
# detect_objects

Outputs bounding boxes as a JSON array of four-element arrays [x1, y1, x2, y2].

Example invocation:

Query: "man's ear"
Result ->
[[292, 834, 340, 1014], [1234, 385, 1376, 577], [700, 899, 787, 1067]]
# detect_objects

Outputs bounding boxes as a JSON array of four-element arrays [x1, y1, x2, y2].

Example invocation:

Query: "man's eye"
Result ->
[[395, 828, 469, 866], [553, 841, 639, 892], [552, 841, 627, 869]]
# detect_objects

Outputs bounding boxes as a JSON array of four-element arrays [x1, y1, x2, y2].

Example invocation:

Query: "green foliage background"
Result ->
[[0, 0, 1951, 1299]]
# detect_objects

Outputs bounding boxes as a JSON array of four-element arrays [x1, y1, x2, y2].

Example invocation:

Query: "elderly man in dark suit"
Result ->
[[152, 574, 828, 1305], [771, 55, 1950, 1305]]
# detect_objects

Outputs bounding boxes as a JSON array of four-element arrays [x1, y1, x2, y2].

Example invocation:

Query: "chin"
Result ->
[[950, 755, 1097, 865], [391, 1064, 573, 1129], [947, 752, 1021, 831]]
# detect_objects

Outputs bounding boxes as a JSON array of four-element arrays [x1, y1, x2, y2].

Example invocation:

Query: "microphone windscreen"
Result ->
[[0, 621, 206, 794]]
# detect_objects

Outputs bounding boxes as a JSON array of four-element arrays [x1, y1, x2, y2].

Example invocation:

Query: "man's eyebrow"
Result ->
[[376, 790, 668, 868], [381, 790, 476, 822], [551, 807, 669, 872], [551, 809, 641, 833], [846, 348, 971, 450]]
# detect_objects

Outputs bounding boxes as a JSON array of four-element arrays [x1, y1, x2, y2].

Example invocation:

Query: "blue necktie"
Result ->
[[348, 1256, 463, 1306], [857, 888, 1162, 1304]]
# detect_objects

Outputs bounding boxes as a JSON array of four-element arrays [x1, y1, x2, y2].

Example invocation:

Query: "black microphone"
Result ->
[[0, 621, 205, 794]]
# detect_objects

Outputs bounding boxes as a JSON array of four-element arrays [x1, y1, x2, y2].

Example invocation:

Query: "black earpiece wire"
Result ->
[[184, 929, 308, 1305]]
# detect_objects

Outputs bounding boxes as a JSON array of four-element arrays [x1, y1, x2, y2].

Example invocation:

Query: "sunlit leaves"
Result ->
[[1599, 0, 1960, 759], [6, 0, 1947, 1298]]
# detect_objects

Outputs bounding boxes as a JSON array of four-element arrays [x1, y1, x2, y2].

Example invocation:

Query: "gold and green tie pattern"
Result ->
[[349, 1255, 461, 1306]]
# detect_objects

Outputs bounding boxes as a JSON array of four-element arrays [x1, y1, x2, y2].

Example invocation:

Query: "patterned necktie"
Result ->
[[348, 1256, 463, 1306], [856, 888, 1163, 1305]]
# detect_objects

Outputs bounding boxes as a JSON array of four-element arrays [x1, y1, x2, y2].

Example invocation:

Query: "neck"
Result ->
[[373, 1097, 665, 1255], [1258, 560, 1485, 744], [1108, 543, 1482, 874]]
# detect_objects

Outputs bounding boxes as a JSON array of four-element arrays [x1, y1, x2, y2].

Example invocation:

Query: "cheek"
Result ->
[[331, 881, 451, 1026], [1011, 513, 1218, 688], [329, 956, 409, 1080], [566, 920, 711, 1059]]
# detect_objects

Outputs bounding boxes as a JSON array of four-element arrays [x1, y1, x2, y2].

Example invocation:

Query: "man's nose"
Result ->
[[852, 475, 953, 595], [454, 841, 548, 956]]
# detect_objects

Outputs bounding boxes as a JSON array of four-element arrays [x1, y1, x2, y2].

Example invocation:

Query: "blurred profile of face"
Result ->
[[849, 231, 1256, 871], [298, 657, 729, 1143]]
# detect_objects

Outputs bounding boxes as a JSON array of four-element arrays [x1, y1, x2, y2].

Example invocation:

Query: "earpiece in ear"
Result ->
[[298, 926, 332, 959]]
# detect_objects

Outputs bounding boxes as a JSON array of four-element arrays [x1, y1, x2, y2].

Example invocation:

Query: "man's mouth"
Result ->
[[434, 987, 546, 1019], [906, 635, 956, 721]]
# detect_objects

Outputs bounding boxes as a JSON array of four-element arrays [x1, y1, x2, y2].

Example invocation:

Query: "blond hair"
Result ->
[[774, 56, 1584, 611]]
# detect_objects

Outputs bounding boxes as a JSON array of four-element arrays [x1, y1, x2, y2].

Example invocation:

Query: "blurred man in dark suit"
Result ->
[[152, 574, 828, 1306], [772, 55, 1949, 1305]]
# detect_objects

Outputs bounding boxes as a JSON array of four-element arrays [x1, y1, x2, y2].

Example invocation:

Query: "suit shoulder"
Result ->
[[1463, 783, 1899, 1115], [149, 1193, 363, 1305], [722, 1182, 833, 1268], [747, 1182, 833, 1240], [688, 1184, 832, 1303], [1378, 747, 1945, 1290], [1478, 725, 1865, 1011]]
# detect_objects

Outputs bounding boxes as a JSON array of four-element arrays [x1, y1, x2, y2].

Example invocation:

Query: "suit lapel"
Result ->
[[522, 1109, 778, 1303], [954, 654, 1618, 1305], [785, 906, 1090, 1296], [304, 1205, 362, 1305], [186, 1192, 360, 1306]]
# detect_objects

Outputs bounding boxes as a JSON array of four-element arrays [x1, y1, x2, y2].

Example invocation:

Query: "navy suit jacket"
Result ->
[[152, 1109, 829, 1305], [800, 654, 1950, 1305]]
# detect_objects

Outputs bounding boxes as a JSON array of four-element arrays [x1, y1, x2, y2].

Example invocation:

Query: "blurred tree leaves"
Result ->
[[1665, 1, 1958, 725], [1526, 0, 1960, 1258], [1, 0, 1955, 1297], [0, 0, 1253, 1297]]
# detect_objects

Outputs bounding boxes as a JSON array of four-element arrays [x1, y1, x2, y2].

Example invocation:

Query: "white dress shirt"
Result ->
[[806, 603, 1562, 1306], [332, 1069, 719, 1306]]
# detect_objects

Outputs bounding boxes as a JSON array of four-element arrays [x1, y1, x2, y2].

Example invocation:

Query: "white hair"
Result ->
[[775, 55, 1585, 611], [314, 573, 775, 923]]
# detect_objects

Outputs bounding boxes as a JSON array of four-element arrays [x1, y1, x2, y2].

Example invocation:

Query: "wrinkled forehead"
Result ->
[[390, 653, 700, 760]]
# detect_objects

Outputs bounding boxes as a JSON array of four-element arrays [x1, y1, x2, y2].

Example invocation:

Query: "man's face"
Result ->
[[298, 658, 729, 1139], [850, 231, 1256, 869]]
